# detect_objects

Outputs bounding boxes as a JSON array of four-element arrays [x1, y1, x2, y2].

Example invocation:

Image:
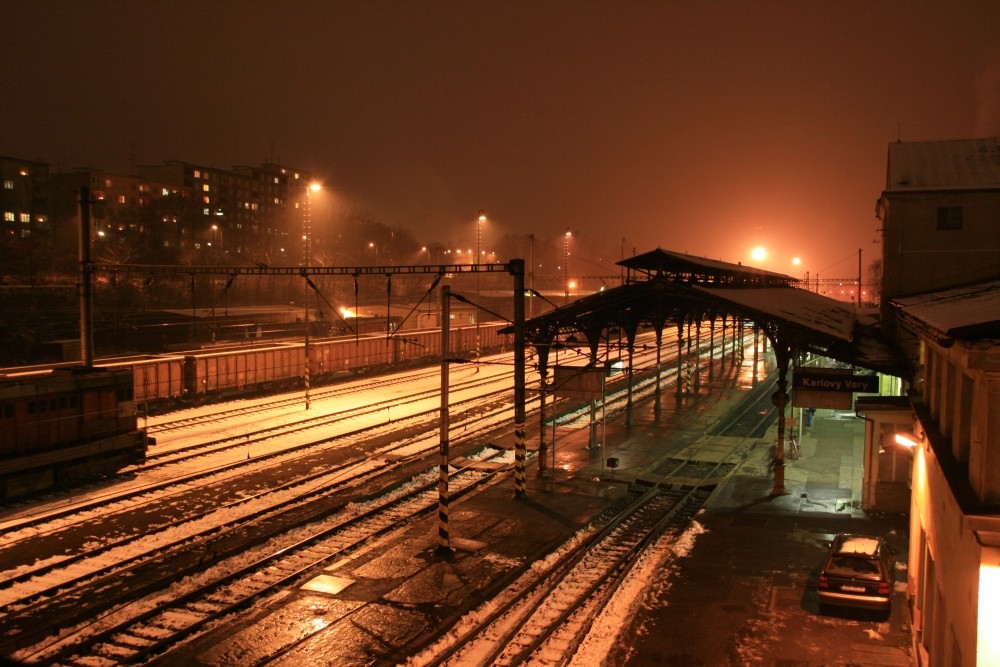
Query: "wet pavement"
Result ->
[[166, 360, 915, 667]]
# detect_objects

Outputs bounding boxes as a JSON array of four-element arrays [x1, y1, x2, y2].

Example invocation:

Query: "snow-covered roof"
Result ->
[[892, 279, 1000, 339], [619, 248, 795, 284], [885, 137, 1000, 191], [691, 286, 857, 342]]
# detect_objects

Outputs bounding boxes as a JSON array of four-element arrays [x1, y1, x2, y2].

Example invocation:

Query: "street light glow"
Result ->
[[751, 246, 767, 261]]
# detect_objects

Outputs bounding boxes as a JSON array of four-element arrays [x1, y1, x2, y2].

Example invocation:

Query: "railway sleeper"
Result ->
[[109, 632, 156, 650]]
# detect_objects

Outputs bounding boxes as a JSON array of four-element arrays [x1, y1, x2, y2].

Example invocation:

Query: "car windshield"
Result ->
[[826, 555, 881, 578]]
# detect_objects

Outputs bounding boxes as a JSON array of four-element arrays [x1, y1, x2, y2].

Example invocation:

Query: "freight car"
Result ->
[[0, 367, 148, 499], [178, 321, 512, 402], [0, 322, 513, 415]]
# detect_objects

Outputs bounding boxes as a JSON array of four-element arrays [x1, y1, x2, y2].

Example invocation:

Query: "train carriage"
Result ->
[[100, 355, 185, 405], [0, 367, 148, 499]]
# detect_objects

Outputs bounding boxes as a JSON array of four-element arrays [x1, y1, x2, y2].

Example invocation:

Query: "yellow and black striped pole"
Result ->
[[511, 259, 528, 500], [436, 285, 454, 558]]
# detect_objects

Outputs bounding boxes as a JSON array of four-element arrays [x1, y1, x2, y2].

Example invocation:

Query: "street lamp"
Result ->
[[302, 182, 321, 267], [563, 229, 572, 303], [302, 181, 321, 409], [476, 210, 486, 360]]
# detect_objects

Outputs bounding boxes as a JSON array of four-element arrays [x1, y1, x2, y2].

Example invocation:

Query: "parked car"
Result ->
[[817, 533, 896, 615]]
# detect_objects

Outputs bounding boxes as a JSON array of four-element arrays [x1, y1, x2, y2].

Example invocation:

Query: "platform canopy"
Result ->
[[518, 248, 907, 377]]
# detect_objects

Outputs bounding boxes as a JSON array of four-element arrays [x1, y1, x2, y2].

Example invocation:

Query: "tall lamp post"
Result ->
[[563, 229, 572, 303], [302, 182, 321, 409], [476, 210, 485, 360]]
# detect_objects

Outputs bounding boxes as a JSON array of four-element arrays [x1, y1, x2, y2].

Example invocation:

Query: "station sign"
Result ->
[[553, 365, 604, 402], [792, 368, 879, 409]]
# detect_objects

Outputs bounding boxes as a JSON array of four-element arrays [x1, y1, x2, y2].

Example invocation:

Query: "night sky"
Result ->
[[4, 1, 999, 280]]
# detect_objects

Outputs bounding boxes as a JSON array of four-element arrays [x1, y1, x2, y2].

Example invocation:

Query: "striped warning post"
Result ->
[[436, 453, 453, 557], [514, 425, 527, 499], [304, 359, 311, 410]]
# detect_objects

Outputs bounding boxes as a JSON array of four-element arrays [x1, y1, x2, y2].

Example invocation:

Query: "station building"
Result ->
[[860, 137, 1000, 667]]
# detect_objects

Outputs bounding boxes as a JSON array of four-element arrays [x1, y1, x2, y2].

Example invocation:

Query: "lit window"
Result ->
[[2, 180, 12, 190], [273, 177, 279, 184], [94, 191, 106, 201], [117, 195, 126, 204], [105, 178, 112, 187], [936, 206, 963, 230], [161, 188, 170, 196], [193, 169, 201, 178], [18, 169, 28, 176], [3, 212, 13, 222], [36, 215, 47, 223], [19, 213, 30, 223], [203, 208, 210, 216], [203, 195, 210, 204], [20, 229, 30, 238], [202, 184, 210, 192]]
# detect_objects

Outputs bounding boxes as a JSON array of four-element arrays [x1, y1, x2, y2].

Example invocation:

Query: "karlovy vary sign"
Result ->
[[791, 369, 880, 409]]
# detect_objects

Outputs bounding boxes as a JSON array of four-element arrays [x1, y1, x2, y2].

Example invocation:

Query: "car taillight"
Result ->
[[878, 581, 890, 595], [818, 574, 828, 589]]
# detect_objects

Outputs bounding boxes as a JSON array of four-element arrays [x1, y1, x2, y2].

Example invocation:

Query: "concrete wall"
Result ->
[[879, 190, 1000, 302]]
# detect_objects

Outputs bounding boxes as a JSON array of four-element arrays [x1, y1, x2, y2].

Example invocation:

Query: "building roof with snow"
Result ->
[[892, 278, 1000, 341], [885, 137, 1000, 192]]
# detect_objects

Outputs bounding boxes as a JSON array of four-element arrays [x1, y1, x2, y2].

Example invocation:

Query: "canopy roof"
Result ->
[[515, 248, 907, 376]]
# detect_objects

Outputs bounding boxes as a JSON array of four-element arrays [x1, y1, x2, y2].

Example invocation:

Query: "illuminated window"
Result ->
[[2, 180, 12, 190], [161, 188, 170, 196], [117, 195, 126, 204], [20, 229, 30, 238], [19, 213, 30, 223], [273, 177, 279, 184], [3, 211, 13, 222], [203, 208, 211, 216], [936, 207, 962, 230], [193, 169, 201, 178], [202, 184, 210, 192], [104, 178, 112, 187], [202, 195, 210, 204]]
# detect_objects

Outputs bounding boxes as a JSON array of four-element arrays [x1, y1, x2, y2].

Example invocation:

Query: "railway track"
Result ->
[[3, 449, 514, 664], [409, 358, 772, 667], [144, 365, 448, 435], [0, 382, 524, 595], [0, 364, 519, 537], [0, 332, 756, 664]]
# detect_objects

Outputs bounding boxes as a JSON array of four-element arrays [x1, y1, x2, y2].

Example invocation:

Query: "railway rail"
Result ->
[[8, 449, 514, 665], [0, 330, 764, 664]]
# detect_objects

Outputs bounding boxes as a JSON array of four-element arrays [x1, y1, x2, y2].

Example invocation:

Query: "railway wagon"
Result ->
[[98, 355, 185, 405], [0, 367, 148, 499], [182, 344, 301, 397], [152, 321, 512, 404]]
